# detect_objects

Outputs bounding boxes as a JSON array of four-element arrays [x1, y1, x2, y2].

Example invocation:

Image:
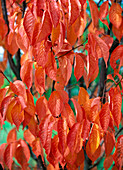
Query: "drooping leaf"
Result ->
[[104, 155, 114, 170], [78, 87, 89, 106], [74, 53, 84, 81], [36, 96, 50, 121], [37, 11, 52, 42], [32, 137, 44, 161], [23, 9, 35, 43], [11, 102, 24, 130], [71, 98, 83, 123], [109, 3, 122, 29], [67, 123, 83, 153], [110, 45, 123, 71], [112, 88, 122, 129], [45, 51, 57, 81], [20, 60, 33, 89], [0, 17, 8, 40], [48, 91, 64, 117], [69, 0, 80, 25], [44, 120, 55, 155], [58, 117, 67, 155], [49, 0, 60, 28], [15, 139, 30, 169], [35, 66, 45, 95], [61, 103, 75, 128], [7, 128, 17, 143], [0, 143, 6, 169], [24, 90, 35, 116], [39, 114, 51, 147], [87, 123, 100, 155], [113, 135, 123, 170], [89, 0, 99, 28], [4, 143, 13, 170], [99, 103, 110, 132], [105, 131, 115, 157], [24, 129, 35, 147]]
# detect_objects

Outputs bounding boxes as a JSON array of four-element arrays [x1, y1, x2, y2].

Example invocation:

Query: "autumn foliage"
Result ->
[[0, 0, 123, 169]]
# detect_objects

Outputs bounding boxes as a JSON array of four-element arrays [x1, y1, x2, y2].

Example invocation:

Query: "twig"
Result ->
[[0, 69, 10, 83]]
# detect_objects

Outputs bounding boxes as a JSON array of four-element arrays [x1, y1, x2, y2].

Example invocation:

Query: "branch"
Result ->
[[0, 69, 10, 83]]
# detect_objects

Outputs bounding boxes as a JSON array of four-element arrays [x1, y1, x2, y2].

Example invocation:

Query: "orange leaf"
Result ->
[[113, 135, 123, 170], [78, 87, 89, 106], [35, 66, 45, 95], [0, 143, 6, 169], [44, 120, 55, 155], [39, 114, 51, 147], [11, 102, 24, 130], [49, 0, 60, 28], [23, 9, 35, 43], [20, 60, 33, 89], [99, 103, 110, 132], [0, 17, 8, 40], [38, 11, 52, 42], [109, 3, 122, 29], [71, 98, 83, 123], [4, 143, 13, 170], [87, 123, 100, 155], [24, 90, 35, 116], [61, 103, 76, 129], [112, 88, 122, 129], [69, 0, 80, 25], [74, 53, 84, 81], [104, 155, 113, 170], [89, 0, 99, 28], [110, 45, 123, 71], [36, 96, 50, 121], [7, 128, 17, 143], [24, 129, 35, 147], [105, 131, 115, 157], [32, 138, 44, 161], [45, 52, 57, 81], [15, 139, 30, 169], [67, 123, 83, 153], [58, 117, 67, 155], [48, 91, 64, 117]]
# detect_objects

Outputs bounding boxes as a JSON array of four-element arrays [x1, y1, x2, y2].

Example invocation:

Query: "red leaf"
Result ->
[[39, 114, 51, 147], [110, 45, 123, 70], [32, 138, 44, 161], [20, 60, 33, 89], [49, 0, 60, 28], [87, 123, 100, 155], [89, 0, 99, 28], [69, 0, 80, 25], [0, 88, 7, 106], [74, 53, 84, 81], [61, 103, 75, 128], [24, 129, 35, 147], [0, 18, 8, 40], [45, 52, 57, 81], [44, 120, 55, 155], [7, 128, 17, 143], [4, 143, 13, 170], [112, 88, 122, 129], [48, 91, 64, 117], [71, 98, 83, 123], [105, 131, 115, 157], [38, 11, 52, 42], [15, 139, 30, 169], [67, 123, 83, 153], [58, 117, 67, 155], [23, 9, 35, 43], [0, 143, 6, 169], [78, 87, 89, 106], [81, 119, 90, 142], [113, 135, 123, 170], [24, 90, 35, 116], [36, 96, 50, 121], [104, 155, 113, 170], [11, 102, 24, 130], [109, 3, 122, 29], [99, 103, 110, 132], [35, 66, 45, 95]]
